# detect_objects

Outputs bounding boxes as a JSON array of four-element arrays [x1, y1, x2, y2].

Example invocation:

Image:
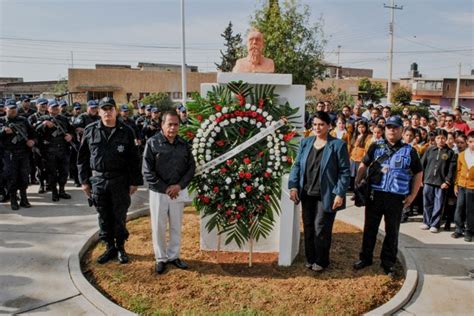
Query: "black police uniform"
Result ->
[[18, 107, 37, 118], [142, 117, 161, 141], [73, 112, 100, 186], [36, 113, 75, 201], [77, 100, 143, 264], [0, 114, 36, 209], [28, 110, 49, 193], [120, 116, 141, 142]]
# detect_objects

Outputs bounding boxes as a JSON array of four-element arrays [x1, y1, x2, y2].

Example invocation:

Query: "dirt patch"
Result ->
[[83, 207, 404, 315]]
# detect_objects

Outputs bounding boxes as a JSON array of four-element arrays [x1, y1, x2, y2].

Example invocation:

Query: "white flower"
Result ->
[[269, 149, 275, 154], [225, 177, 232, 184], [239, 192, 246, 198], [215, 126, 221, 133], [230, 118, 236, 124], [268, 161, 273, 166], [237, 116, 242, 122], [265, 121, 271, 127], [282, 156, 288, 162], [216, 112, 222, 118], [222, 107, 229, 114], [203, 185, 209, 191], [192, 150, 198, 156], [267, 142, 273, 148], [250, 105, 257, 111], [278, 134, 284, 140], [209, 138, 215, 144], [280, 141, 286, 146], [256, 122, 262, 128], [267, 115, 273, 121], [250, 119, 256, 125], [275, 149, 281, 155], [269, 155, 275, 160], [281, 147, 287, 153], [211, 131, 216, 137], [209, 115, 216, 121], [266, 136, 273, 142], [199, 143, 206, 148], [266, 168, 272, 173], [198, 148, 204, 153], [200, 160, 205, 165], [206, 143, 212, 148], [275, 161, 281, 167], [205, 155, 211, 161], [243, 117, 249, 122], [230, 194, 236, 199], [262, 111, 269, 117], [258, 185, 265, 191], [256, 108, 262, 114], [245, 103, 251, 109], [223, 119, 229, 125], [205, 149, 211, 155]]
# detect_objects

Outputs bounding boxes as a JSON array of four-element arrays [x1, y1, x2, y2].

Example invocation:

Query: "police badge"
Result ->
[[117, 144, 125, 153], [441, 153, 449, 160]]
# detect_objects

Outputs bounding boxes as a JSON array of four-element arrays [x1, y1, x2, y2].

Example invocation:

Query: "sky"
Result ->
[[0, 0, 472, 82]]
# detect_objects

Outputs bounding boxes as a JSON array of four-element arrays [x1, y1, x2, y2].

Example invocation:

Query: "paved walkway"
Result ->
[[1, 183, 473, 315]]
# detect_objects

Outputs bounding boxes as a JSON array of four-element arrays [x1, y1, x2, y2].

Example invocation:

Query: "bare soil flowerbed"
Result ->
[[82, 207, 404, 315]]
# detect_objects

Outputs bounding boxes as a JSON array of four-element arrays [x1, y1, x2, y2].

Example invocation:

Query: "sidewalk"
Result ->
[[0, 183, 148, 315], [1, 184, 472, 315]]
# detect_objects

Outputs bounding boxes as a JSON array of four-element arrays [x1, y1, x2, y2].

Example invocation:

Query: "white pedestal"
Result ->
[[199, 73, 303, 266]]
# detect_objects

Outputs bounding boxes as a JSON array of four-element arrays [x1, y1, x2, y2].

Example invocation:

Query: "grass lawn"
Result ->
[[83, 207, 404, 315]]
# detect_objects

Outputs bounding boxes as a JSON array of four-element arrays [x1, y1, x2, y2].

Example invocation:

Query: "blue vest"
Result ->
[[371, 141, 412, 195]]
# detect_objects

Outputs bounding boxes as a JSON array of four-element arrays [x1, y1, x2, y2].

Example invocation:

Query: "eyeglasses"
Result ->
[[445, 120, 453, 122]]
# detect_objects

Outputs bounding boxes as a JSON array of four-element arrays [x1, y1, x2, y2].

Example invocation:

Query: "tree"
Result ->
[[251, 0, 326, 89], [215, 21, 244, 72], [53, 77, 68, 96], [358, 78, 386, 103], [391, 86, 412, 105], [141, 92, 174, 112], [318, 83, 355, 112]]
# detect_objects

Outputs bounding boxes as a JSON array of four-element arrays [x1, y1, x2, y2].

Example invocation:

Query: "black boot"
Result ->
[[10, 194, 19, 211], [19, 190, 31, 208], [38, 181, 46, 194], [52, 188, 59, 202], [59, 186, 71, 199], [97, 242, 117, 264], [116, 241, 129, 264]]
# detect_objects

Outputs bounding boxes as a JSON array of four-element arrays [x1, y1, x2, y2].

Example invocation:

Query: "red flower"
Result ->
[[236, 214, 241, 219], [251, 111, 258, 118], [226, 210, 232, 216], [214, 104, 222, 112], [213, 186, 219, 193], [239, 171, 245, 179], [237, 205, 245, 212], [219, 167, 227, 174], [201, 196, 210, 204], [243, 157, 251, 164], [239, 127, 246, 135], [287, 156, 293, 164], [196, 115, 203, 122], [185, 131, 195, 139], [283, 131, 297, 142], [264, 194, 270, 202], [258, 98, 264, 108], [216, 140, 226, 147], [217, 203, 222, 209], [226, 159, 233, 166], [264, 171, 271, 178], [258, 151, 264, 157], [236, 94, 245, 106], [244, 172, 252, 180], [245, 185, 252, 193]]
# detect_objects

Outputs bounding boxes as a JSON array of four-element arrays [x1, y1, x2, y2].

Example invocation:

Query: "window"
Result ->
[[87, 91, 113, 100], [172, 92, 182, 100]]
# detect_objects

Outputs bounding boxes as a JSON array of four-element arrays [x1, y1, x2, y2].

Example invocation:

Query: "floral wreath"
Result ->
[[181, 82, 299, 247]]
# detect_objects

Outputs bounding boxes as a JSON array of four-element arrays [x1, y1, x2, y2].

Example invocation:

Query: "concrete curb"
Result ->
[[68, 206, 150, 316], [69, 204, 418, 316]]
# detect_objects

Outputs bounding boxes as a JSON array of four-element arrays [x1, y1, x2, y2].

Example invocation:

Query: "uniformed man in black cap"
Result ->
[[0, 100, 6, 201], [119, 104, 141, 146], [69, 102, 83, 187], [73, 100, 100, 137], [28, 98, 49, 193], [36, 100, 75, 201], [70, 102, 83, 124], [136, 104, 152, 137], [59, 100, 72, 118], [78, 97, 143, 264], [142, 107, 161, 141], [0, 102, 6, 118], [0, 99, 37, 210], [133, 103, 146, 122], [18, 97, 37, 118], [177, 104, 189, 125]]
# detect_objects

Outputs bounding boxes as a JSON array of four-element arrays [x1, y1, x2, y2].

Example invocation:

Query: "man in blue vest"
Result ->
[[353, 116, 423, 276]]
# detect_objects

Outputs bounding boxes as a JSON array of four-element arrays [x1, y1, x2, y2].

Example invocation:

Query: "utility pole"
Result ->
[[70, 51, 74, 68], [180, 0, 187, 106], [384, 0, 403, 104], [454, 63, 461, 109], [336, 45, 341, 79]]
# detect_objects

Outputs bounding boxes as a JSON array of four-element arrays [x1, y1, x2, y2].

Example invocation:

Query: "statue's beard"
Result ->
[[249, 47, 262, 65]]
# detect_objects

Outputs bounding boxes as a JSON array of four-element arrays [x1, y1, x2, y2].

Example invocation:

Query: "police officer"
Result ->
[[78, 97, 143, 264], [119, 104, 141, 146], [28, 98, 49, 193], [70, 102, 83, 124], [69, 102, 83, 187], [36, 100, 75, 201], [353, 116, 423, 276], [0, 101, 7, 201], [73, 100, 100, 135], [142, 107, 161, 141], [18, 97, 37, 118], [59, 100, 72, 118], [176, 104, 189, 125], [0, 99, 37, 210], [0, 102, 6, 118], [133, 103, 146, 122]]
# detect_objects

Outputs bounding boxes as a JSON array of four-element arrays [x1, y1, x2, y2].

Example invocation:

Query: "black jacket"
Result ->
[[36, 114, 74, 150], [142, 132, 195, 193], [0, 115, 36, 153], [421, 145, 457, 187], [77, 120, 143, 186]]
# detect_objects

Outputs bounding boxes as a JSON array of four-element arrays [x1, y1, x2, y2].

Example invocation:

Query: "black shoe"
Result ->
[[443, 223, 451, 231], [10, 196, 19, 211], [381, 265, 396, 277], [169, 258, 188, 269], [353, 259, 372, 270], [19, 191, 31, 208], [451, 232, 464, 239], [155, 261, 167, 274], [74, 182, 81, 188], [401, 215, 408, 223], [117, 249, 129, 264], [59, 191, 71, 199], [465, 234, 473, 242], [97, 245, 117, 264], [52, 192, 59, 202], [38, 186, 46, 194]]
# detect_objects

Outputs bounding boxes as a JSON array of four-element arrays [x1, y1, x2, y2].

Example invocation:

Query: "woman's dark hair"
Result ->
[[336, 114, 346, 124], [161, 111, 180, 124], [376, 117, 386, 125], [467, 130, 474, 139], [351, 120, 369, 147], [434, 128, 448, 138], [312, 111, 331, 125], [403, 126, 416, 135]]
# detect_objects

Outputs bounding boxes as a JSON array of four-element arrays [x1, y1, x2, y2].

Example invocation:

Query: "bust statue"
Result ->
[[232, 28, 275, 73]]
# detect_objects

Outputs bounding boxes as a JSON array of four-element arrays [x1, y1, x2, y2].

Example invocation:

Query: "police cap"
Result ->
[[120, 104, 129, 112], [36, 98, 48, 106], [48, 100, 59, 107], [99, 97, 116, 108], [5, 99, 17, 109], [87, 100, 98, 108], [386, 115, 403, 128]]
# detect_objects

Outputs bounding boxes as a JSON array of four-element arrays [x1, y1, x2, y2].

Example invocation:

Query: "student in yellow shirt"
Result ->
[[330, 115, 351, 153], [350, 120, 369, 190]]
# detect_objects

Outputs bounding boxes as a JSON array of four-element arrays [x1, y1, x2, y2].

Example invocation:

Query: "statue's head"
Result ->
[[247, 28, 264, 64]]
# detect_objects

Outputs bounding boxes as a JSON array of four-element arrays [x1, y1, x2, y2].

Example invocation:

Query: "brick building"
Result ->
[[399, 77, 443, 105], [441, 76, 474, 109], [0, 78, 63, 100], [68, 63, 216, 105], [323, 62, 373, 79]]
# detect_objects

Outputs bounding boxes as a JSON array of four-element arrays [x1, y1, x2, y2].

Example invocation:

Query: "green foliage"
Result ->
[[53, 77, 68, 96], [390, 105, 430, 118], [181, 81, 299, 248], [358, 78, 386, 103], [319, 83, 355, 112], [140, 92, 174, 112], [391, 86, 413, 105], [251, 0, 326, 89], [215, 21, 244, 72]]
